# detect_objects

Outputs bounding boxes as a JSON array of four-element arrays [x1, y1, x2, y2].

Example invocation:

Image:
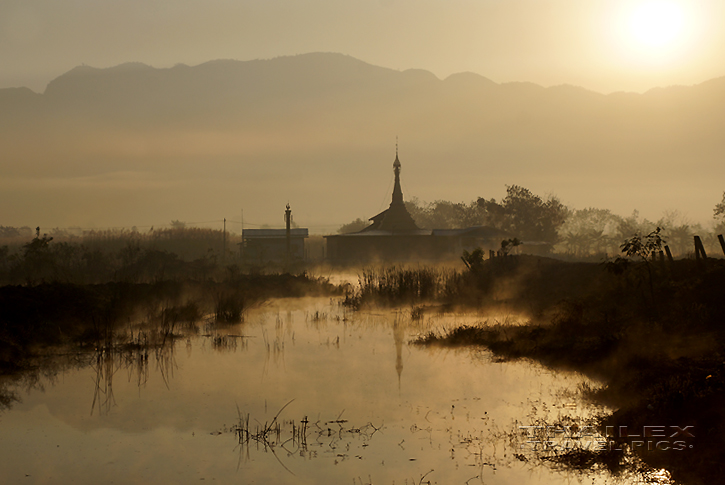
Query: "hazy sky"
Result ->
[[2, 0, 725, 233], [2, 0, 724, 94]]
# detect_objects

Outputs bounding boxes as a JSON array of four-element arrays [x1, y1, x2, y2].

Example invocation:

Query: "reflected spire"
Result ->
[[393, 320, 404, 392]]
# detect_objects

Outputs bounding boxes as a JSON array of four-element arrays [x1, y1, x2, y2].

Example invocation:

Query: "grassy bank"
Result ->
[[410, 255, 725, 485]]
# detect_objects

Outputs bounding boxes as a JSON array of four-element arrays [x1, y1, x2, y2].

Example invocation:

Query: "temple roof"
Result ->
[[361, 151, 419, 233]]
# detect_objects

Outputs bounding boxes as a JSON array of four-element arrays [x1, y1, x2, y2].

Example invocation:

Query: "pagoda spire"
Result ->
[[391, 149, 403, 205], [360, 144, 420, 233], [379, 147, 418, 232]]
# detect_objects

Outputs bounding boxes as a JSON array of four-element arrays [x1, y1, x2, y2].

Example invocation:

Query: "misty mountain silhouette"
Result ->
[[4, 52, 719, 128], [1, 52, 724, 228]]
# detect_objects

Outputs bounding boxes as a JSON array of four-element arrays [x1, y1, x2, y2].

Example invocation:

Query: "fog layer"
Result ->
[[1, 53, 723, 230]]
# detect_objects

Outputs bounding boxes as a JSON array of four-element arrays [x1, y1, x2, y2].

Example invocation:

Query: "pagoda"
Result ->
[[361, 151, 419, 233]]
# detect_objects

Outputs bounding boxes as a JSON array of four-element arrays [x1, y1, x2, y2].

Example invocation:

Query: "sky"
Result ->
[[2, 0, 725, 95], [2, 0, 725, 233]]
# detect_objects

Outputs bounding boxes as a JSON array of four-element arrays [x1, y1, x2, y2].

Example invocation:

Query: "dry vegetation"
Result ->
[[0, 227, 340, 375], [408, 254, 725, 485]]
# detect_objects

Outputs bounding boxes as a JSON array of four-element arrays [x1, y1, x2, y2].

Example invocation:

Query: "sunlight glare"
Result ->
[[610, 0, 706, 68], [627, 0, 685, 49]]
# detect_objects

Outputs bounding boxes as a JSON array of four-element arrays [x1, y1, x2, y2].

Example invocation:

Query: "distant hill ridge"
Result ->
[[1, 52, 724, 230], [0, 53, 722, 121], [26, 52, 725, 100], [2, 52, 722, 123]]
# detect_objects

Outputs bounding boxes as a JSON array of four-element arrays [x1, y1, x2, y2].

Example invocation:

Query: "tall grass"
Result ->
[[343, 265, 459, 308]]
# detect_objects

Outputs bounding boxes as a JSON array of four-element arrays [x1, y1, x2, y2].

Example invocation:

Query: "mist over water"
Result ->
[[0, 297, 625, 484]]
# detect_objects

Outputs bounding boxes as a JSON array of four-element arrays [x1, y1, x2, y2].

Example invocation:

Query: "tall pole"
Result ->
[[222, 218, 226, 266], [285, 204, 291, 271]]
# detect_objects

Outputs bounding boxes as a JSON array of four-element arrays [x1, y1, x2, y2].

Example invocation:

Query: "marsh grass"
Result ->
[[413, 258, 725, 485], [87, 331, 177, 415], [343, 265, 457, 309], [214, 293, 245, 323], [0, 272, 340, 372], [223, 402, 384, 479], [210, 334, 243, 351], [306, 310, 328, 322], [341, 256, 627, 311], [227, 402, 382, 464]]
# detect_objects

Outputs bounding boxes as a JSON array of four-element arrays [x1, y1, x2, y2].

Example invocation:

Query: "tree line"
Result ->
[[339, 185, 725, 258]]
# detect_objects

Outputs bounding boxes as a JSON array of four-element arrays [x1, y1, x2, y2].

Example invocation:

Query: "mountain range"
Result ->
[[1, 52, 724, 231]]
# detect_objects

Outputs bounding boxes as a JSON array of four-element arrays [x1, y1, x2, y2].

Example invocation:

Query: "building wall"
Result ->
[[325, 234, 502, 263], [243, 238, 305, 264]]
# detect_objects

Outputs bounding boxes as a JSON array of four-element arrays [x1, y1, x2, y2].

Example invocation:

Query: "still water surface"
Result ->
[[1, 298, 646, 484]]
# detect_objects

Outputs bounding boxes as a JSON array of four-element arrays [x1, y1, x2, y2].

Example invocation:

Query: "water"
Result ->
[[0, 297, 650, 484]]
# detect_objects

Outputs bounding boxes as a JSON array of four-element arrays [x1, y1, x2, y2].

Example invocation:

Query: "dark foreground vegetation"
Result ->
[[1, 273, 336, 366], [388, 253, 725, 485], [0, 228, 339, 379]]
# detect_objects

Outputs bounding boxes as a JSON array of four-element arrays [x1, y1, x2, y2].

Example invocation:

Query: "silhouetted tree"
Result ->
[[714, 192, 725, 220], [617, 227, 666, 302], [479, 185, 568, 244], [337, 218, 370, 234], [713, 192, 725, 234], [461, 247, 485, 273], [500, 237, 521, 256], [405, 198, 482, 229], [557, 208, 623, 257], [620, 227, 665, 262], [17, 235, 55, 284]]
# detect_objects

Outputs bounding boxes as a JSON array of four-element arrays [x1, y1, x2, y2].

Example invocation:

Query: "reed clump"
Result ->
[[343, 265, 456, 309], [228, 401, 381, 459], [214, 293, 245, 323]]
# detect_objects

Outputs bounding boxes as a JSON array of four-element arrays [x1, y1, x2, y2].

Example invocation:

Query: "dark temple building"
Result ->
[[325, 151, 509, 262]]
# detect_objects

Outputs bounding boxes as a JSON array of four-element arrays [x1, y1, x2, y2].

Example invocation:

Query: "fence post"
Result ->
[[694, 236, 707, 259], [694, 236, 708, 271]]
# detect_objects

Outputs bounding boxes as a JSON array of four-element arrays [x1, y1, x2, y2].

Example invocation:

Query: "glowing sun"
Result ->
[[625, 0, 688, 52]]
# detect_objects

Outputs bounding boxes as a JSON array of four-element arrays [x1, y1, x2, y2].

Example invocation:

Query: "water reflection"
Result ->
[[394, 318, 404, 391], [89, 343, 177, 416], [0, 297, 666, 484]]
